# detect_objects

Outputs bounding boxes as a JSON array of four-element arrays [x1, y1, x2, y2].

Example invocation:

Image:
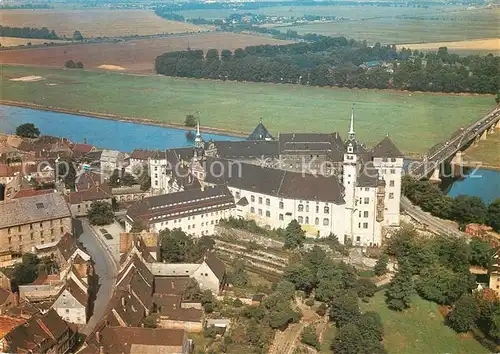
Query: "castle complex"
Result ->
[[127, 109, 404, 246]]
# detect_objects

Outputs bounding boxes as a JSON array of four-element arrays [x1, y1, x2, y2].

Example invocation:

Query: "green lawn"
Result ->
[[361, 292, 488, 354], [0, 65, 495, 155]]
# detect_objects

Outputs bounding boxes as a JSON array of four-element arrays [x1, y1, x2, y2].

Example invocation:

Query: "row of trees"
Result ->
[[384, 227, 500, 342], [403, 175, 500, 231], [0, 25, 58, 39], [64, 60, 84, 69], [154, 42, 499, 93]]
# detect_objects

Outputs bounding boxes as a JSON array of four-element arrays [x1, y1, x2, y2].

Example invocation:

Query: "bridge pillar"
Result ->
[[496, 119, 500, 129], [490, 124, 498, 134], [480, 130, 488, 141], [451, 151, 464, 178], [429, 167, 441, 184]]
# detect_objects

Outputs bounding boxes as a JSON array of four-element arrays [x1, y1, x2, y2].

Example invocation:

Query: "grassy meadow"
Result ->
[[361, 292, 488, 354], [0, 65, 495, 155]]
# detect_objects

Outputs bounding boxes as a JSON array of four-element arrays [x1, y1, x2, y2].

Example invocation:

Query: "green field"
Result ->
[[278, 8, 500, 45], [361, 292, 488, 354], [0, 65, 495, 155]]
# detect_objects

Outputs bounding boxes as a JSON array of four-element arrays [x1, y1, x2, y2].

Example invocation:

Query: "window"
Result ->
[[258, 209, 262, 216], [364, 211, 369, 218], [30, 233, 34, 240], [154, 173, 158, 178], [251, 207, 255, 213], [356, 236, 361, 242], [201, 222, 204, 227], [316, 206, 319, 213], [298, 216, 303, 223], [7, 228, 10, 235], [211, 220, 214, 225], [8, 237, 11, 244], [36, 203, 44, 209], [188, 225, 191, 229], [279, 201, 284, 209], [154, 166, 158, 171], [298, 204, 304, 212], [40, 231, 44, 237], [66, 309, 69, 313], [363, 222, 368, 229], [251, 195, 255, 202], [266, 211, 271, 217], [315, 218, 319, 225], [324, 206, 329, 214], [365, 188, 369, 191], [305, 216, 309, 224], [390, 169, 396, 174], [30, 224, 33, 230], [364, 197, 369, 204], [258, 197, 262, 204], [358, 211, 362, 217], [235, 191, 240, 199], [266, 198, 270, 206], [305, 205, 309, 212], [323, 218, 329, 226], [389, 193, 394, 199], [279, 214, 284, 221], [389, 180, 395, 187]]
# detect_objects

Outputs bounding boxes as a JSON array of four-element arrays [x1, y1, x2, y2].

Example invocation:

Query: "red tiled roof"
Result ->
[[13, 189, 53, 199], [66, 186, 113, 204], [72, 143, 95, 154]]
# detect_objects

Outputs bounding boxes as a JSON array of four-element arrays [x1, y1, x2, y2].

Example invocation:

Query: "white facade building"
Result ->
[[138, 108, 403, 247]]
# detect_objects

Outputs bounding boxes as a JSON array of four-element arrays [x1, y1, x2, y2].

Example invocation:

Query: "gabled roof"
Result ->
[[66, 185, 113, 204], [0, 288, 12, 305], [57, 233, 78, 261], [371, 136, 403, 158], [98, 326, 187, 353], [236, 196, 249, 206], [204, 252, 226, 281], [130, 149, 158, 160], [57, 278, 88, 307], [248, 121, 275, 141]]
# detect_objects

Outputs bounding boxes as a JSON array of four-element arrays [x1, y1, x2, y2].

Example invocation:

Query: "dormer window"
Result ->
[[347, 146, 353, 153]]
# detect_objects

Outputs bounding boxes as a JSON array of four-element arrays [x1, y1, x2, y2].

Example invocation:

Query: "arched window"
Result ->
[[305, 216, 309, 224], [324, 206, 329, 214], [266, 211, 271, 217], [323, 218, 329, 226], [315, 218, 319, 225], [279, 201, 284, 209], [279, 214, 284, 221], [298, 216, 303, 224], [298, 204, 304, 212]]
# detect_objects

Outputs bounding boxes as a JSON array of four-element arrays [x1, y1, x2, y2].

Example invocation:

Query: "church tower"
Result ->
[[343, 105, 358, 237], [193, 120, 204, 160]]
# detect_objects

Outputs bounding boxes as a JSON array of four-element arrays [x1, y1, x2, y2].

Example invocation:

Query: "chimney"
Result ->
[[95, 331, 100, 343], [84, 138, 87, 144]]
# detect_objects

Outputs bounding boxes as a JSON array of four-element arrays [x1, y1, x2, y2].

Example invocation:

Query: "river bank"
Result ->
[[0, 100, 249, 138]]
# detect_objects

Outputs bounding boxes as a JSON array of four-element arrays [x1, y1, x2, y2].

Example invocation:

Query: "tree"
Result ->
[[283, 263, 315, 293], [64, 60, 75, 68], [275, 280, 296, 300], [121, 172, 136, 186], [470, 239, 492, 268], [283, 219, 305, 249], [488, 199, 500, 232], [356, 278, 377, 298], [301, 325, 320, 350], [56, 158, 77, 190], [495, 92, 500, 104], [72, 30, 83, 41], [75, 61, 84, 69], [229, 258, 248, 287], [141, 315, 157, 328], [331, 323, 386, 354], [374, 254, 389, 276], [130, 220, 146, 233], [88, 201, 114, 225], [183, 278, 201, 301], [13, 253, 39, 286], [159, 228, 203, 263], [450, 195, 488, 225], [447, 294, 479, 333], [417, 264, 473, 305], [16, 123, 40, 138], [385, 262, 414, 311], [357, 312, 384, 342], [184, 114, 197, 127], [329, 290, 361, 328]]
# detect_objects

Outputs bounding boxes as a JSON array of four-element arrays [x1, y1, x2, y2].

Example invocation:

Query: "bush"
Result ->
[[64, 60, 75, 68], [233, 298, 243, 308], [16, 123, 40, 138], [301, 325, 320, 350], [316, 303, 327, 316], [305, 298, 315, 306]]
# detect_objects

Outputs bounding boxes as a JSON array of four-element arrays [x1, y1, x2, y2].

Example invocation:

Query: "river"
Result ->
[[1, 105, 498, 204]]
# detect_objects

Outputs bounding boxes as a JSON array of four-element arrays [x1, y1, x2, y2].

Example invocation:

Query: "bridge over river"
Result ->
[[401, 105, 500, 237]]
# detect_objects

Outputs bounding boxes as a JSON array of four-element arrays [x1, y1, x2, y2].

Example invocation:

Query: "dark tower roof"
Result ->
[[371, 136, 403, 158], [248, 120, 274, 141]]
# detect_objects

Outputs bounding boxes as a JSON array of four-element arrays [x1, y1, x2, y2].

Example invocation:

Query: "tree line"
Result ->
[[0, 25, 59, 40], [403, 175, 500, 231], [154, 41, 499, 94]]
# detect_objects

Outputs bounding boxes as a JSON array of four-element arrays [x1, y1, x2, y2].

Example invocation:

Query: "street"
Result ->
[[74, 218, 117, 335]]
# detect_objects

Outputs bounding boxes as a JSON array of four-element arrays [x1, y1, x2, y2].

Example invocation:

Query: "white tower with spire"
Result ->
[[194, 120, 204, 150], [343, 105, 358, 239]]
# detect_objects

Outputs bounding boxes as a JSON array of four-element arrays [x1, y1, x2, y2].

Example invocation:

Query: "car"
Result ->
[[100, 228, 107, 234], [104, 233, 113, 240]]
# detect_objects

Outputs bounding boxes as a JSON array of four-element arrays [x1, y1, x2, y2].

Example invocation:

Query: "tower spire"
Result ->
[[196, 119, 200, 137], [348, 104, 355, 141]]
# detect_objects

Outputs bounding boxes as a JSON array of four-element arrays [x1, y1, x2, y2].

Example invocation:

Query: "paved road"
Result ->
[[401, 196, 465, 238], [75, 219, 117, 335]]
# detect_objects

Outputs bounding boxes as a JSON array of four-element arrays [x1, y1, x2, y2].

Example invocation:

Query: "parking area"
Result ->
[[90, 220, 124, 264]]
